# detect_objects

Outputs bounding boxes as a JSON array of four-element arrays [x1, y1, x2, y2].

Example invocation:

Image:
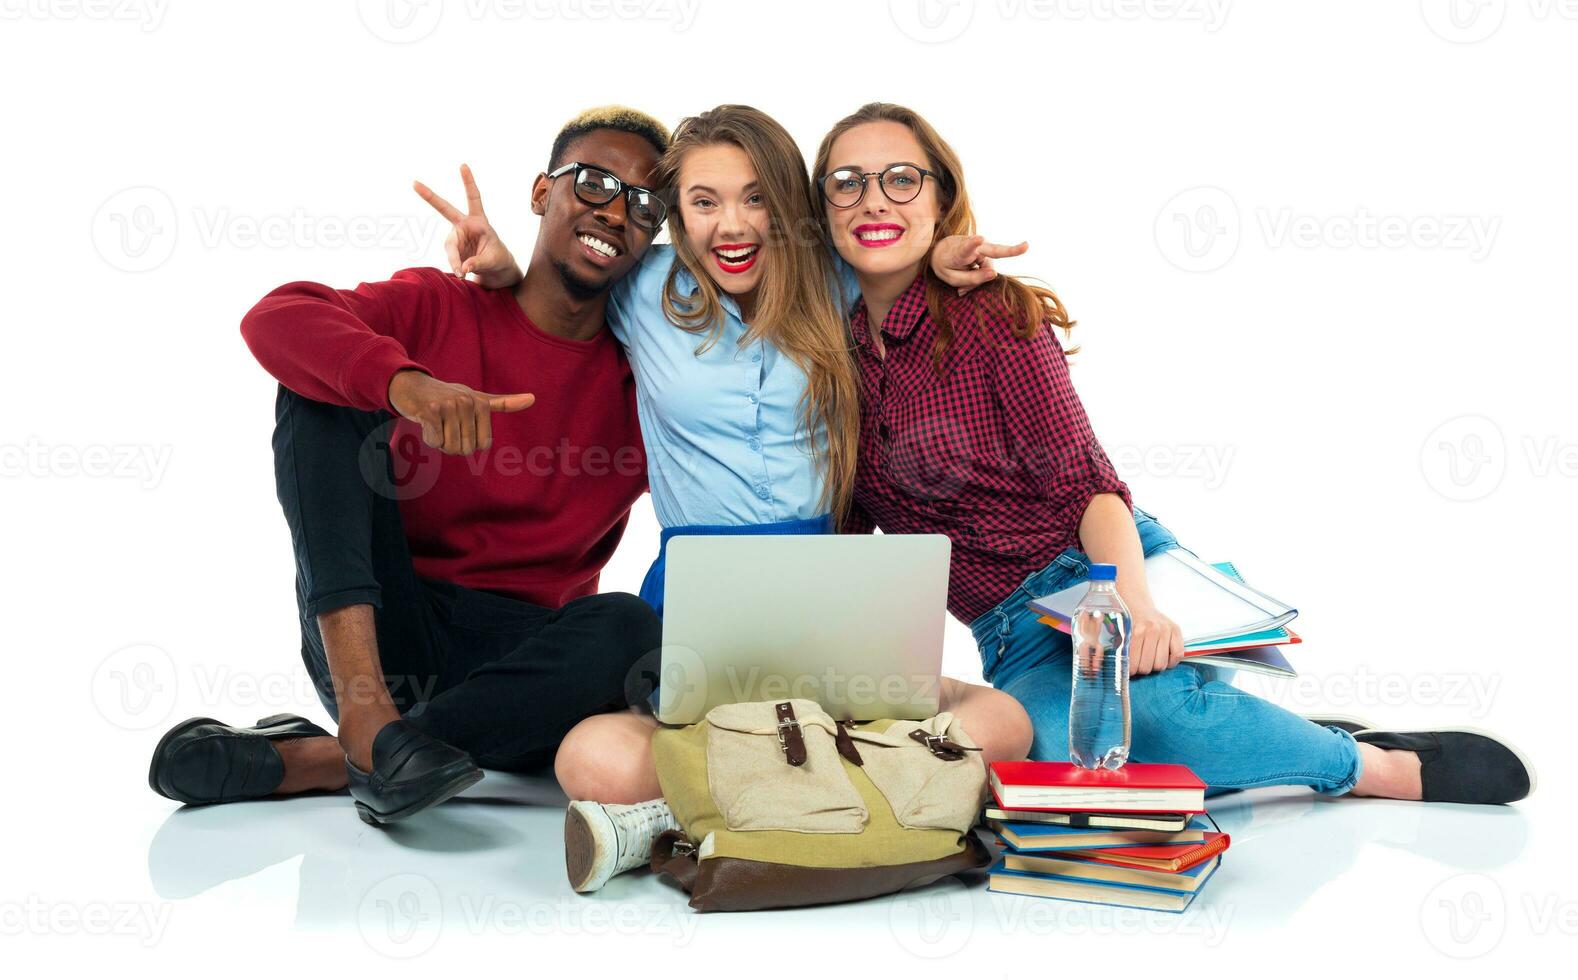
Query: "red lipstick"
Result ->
[[712, 241, 760, 274], [853, 223, 904, 248]]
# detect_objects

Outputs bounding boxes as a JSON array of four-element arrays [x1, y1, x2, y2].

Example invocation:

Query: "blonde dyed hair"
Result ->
[[656, 105, 859, 524], [549, 105, 670, 168]]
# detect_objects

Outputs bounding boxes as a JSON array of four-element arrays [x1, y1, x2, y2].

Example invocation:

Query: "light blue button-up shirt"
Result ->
[[607, 245, 856, 529]]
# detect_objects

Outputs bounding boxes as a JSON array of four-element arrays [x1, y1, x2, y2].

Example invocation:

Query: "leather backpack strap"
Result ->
[[834, 720, 865, 766], [908, 728, 983, 761], [650, 829, 701, 890], [775, 701, 807, 767], [650, 829, 692, 871]]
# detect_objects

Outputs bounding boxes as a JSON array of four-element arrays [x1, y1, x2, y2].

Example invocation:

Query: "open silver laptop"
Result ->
[[655, 534, 951, 724]]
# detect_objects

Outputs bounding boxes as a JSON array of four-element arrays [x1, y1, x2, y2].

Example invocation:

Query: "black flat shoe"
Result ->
[[345, 720, 483, 826], [1304, 714, 1375, 736], [149, 713, 330, 805], [1355, 728, 1536, 804]]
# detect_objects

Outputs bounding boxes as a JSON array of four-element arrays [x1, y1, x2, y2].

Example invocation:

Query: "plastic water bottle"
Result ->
[[1069, 563, 1131, 770]]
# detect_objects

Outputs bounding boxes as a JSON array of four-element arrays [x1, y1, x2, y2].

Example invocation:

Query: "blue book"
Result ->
[[1002, 851, 1220, 893], [992, 815, 1211, 852], [986, 857, 1220, 913]]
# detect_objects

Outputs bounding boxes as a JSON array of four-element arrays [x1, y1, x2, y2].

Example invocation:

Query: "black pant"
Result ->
[[271, 386, 660, 772]]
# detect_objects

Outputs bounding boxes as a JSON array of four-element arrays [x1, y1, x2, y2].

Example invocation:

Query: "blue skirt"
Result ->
[[638, 514, 834, 619]]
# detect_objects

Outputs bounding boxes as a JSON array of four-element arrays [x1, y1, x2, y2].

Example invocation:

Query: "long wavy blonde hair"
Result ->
[[812, 102, 1077, 370], [657, 105, 859, 523]]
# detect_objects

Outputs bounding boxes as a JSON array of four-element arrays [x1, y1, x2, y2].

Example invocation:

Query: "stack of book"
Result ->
[[1029, 550, 1301, 677], [984, 761, 1229, 913]]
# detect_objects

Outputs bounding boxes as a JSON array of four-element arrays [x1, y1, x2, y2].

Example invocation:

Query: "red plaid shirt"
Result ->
[[846, 272, 1132, 624]]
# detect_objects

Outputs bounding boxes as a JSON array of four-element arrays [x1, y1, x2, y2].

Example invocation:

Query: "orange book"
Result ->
[[1050, 831, 1230, 873]]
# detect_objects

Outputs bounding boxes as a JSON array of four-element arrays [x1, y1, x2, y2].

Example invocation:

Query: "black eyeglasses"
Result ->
[[818, 163, 936, 209], [547, 162, 667, 231]]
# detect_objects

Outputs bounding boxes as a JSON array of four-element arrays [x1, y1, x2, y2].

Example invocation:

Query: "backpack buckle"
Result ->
[[775, 701, 807, 767], [909, 728, 980, 761]]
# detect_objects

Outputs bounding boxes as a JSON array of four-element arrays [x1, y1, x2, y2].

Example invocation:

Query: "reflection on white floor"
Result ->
[[143, 772, 1535, 947]]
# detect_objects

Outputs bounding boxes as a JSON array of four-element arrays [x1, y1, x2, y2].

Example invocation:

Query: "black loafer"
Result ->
[[1304, 715, 1375, 736], [149, 713, 330, 805], [345, 720, 483, 826], [1355, 728, 1536, 804]]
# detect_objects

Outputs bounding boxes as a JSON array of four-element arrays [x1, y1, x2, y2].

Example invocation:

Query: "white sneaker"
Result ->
[[564, 798, 680, 893]]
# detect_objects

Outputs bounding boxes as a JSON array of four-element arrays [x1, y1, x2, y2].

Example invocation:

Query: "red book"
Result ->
[[989, 761, 1207, 814], [1051, 832, 1230, 874]]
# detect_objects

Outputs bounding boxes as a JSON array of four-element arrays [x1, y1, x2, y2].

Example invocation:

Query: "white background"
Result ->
[[3, 0, 1574, 975]]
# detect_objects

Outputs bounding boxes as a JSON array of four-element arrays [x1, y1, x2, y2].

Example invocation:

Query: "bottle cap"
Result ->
[[1088, 563, 1118, 581]]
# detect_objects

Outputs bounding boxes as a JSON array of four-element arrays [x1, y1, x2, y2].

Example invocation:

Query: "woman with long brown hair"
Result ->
[[814, 102, 1532, 810], [420, 104, 1035, 892]]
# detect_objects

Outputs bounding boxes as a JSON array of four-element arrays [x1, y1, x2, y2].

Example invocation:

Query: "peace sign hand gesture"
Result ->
[[413, 164, 523, 290]]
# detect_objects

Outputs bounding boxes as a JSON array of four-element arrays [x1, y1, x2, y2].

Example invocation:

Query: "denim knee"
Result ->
[[999, 664, 1072, 763], [1130, 664, 1245, 732]]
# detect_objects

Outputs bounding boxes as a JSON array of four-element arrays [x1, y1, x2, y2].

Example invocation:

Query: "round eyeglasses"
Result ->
[[547, 162, 667, 231], [818, 163, 936, 209]]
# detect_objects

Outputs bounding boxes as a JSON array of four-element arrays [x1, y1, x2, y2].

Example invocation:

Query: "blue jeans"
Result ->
[[969, 507, 1362, 796]]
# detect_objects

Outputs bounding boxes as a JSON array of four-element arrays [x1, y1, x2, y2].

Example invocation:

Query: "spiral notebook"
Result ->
[[1029, 552, 1300, 677]]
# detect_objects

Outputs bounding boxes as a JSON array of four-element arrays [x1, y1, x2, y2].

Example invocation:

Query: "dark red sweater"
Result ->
[[241, 267, 646, 608]]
